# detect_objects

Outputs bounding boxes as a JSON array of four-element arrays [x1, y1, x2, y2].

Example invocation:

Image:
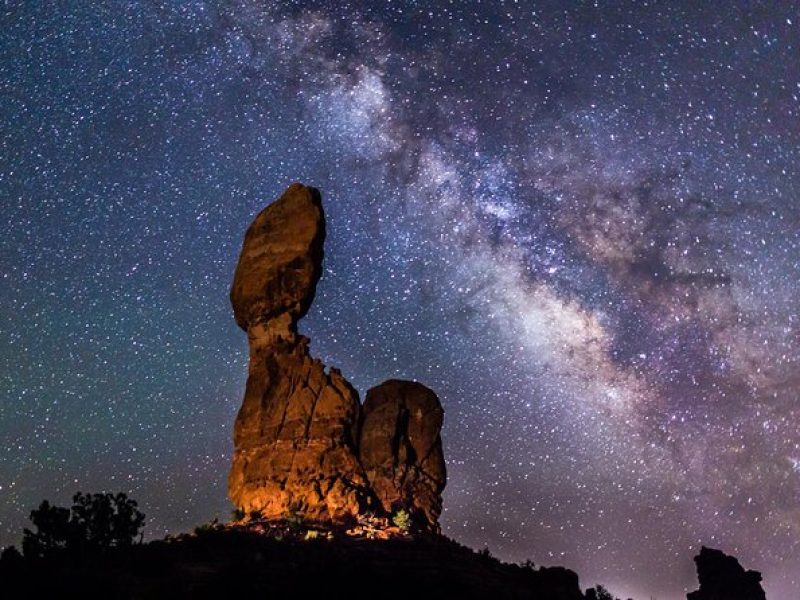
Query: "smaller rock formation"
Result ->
[[359, 380, 447, 531], [687, 546, 766, 600]]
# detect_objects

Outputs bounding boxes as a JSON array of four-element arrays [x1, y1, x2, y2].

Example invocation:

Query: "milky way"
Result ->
[[2, 2, 799, 598]]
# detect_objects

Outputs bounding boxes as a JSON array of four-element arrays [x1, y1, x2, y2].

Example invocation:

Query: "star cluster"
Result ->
[[1, 2, 799, 598]]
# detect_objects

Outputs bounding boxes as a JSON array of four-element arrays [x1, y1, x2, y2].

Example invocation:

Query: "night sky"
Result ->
[[2, 2, 799, 598]]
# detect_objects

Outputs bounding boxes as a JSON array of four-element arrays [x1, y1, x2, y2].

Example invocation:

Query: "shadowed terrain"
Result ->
[[0, 525, 585, 600]]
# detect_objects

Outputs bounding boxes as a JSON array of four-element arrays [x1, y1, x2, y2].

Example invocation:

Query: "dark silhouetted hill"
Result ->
[[0, 525, 586, 599]]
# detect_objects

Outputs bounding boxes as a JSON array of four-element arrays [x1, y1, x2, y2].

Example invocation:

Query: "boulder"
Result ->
[[359, 379, 446, 531], [230, 182, 324, 333]]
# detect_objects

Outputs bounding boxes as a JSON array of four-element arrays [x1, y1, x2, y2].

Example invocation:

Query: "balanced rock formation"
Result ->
[[228, 183, 372, 521], [360, 380, 446, 530], [687, 547, 766, 600], [228, 183, 446, 530]]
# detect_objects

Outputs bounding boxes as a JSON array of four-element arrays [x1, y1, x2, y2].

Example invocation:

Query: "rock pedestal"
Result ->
[[228, 183, 371, 521], [228, 183, 445, 530]]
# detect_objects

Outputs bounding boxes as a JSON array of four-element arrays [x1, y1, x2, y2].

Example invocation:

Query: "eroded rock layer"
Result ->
[[228, 183, 446, 530]]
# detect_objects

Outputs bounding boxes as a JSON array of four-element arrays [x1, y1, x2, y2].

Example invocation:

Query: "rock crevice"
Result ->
[[228, 183, 446, 531]]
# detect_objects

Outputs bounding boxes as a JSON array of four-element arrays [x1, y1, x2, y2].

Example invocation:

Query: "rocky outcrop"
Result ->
[[228, 183, 446, 530], [359, 380, 446, 531], [687, 547, 766, 600]]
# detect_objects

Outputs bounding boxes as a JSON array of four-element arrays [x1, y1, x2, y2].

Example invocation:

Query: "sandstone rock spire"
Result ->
[[228, 183, 371, 522], [228, 182, 446, 531]]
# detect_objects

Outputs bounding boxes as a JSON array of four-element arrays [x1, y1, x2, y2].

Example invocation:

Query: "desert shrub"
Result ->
[[193, 518, 220, 536], [284, 504, 304, 532], [586, 585, 618, 600], [391, 509, 411, 532], [231, 507, 246, 522]]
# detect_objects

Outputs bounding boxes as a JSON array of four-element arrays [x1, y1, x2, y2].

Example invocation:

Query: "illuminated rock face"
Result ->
[[228, 183, 372, 521], [360, 380, 446, 531], [228, 183, 445, 529]]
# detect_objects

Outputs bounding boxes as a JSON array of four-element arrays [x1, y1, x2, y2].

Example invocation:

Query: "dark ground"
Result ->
[[0, 526, 587, 600]]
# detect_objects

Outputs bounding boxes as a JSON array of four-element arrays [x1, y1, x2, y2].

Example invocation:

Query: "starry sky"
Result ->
[[1, 2, 799, 598]]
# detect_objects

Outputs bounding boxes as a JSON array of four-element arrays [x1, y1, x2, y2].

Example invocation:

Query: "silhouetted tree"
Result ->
[[22, 500, 72, 557], [0, 545, 23, 569], [22, 492, 144, 558], [586, 585, 618, 600], [71, 492, 144, 549]]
